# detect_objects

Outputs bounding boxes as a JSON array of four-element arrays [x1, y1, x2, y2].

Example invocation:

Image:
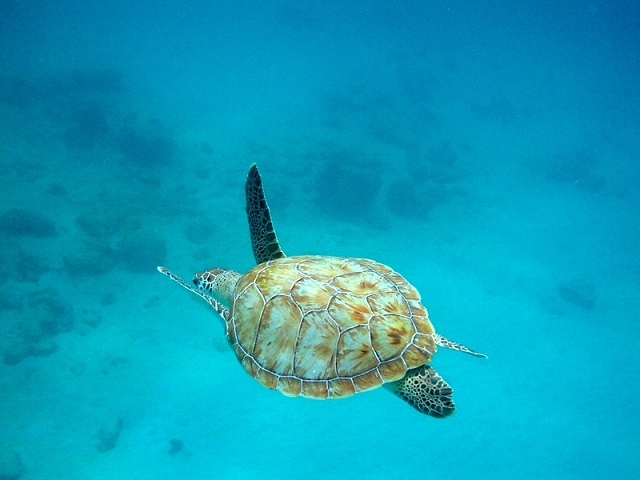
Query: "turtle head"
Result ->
[[193, 268, 242, 306]]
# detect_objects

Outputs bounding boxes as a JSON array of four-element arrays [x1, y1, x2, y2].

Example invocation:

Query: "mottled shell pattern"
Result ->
[[225, 254, 437, 399]]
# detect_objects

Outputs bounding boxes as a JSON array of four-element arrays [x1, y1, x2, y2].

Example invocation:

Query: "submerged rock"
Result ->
[[0, 449, 25, 480], [557, 281, 596, 310], [314, 156, 382, 223], [0, 208, 57, 238], [168, 438, 184, 455], [3, 339, 58, 366], [116, 230, 167, 273], [3, 342, 28, 366], [97, 416, 124, 452]]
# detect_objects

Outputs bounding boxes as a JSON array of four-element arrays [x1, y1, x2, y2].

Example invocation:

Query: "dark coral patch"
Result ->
[[117, 124, 176, 167], [116, 231, 167, 273], [557, 281, 596, 310], [0, 208, 57, 238], [314, 154, 382, 222]]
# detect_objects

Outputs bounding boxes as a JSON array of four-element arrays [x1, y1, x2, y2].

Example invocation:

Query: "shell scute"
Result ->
[[241, 354, 259, 378], [252, 294, 301, 375], [413, 332, 437, 354], [397, 282, 421, 301], [277, 376, 303, 397], [367, 291, 411, 316], [406, 298, 429, 317], [291, 276, 334, 311], [352, 368, 384, 393], [297, 256, 363, 280], [232, 282, 264, 352], [328, 378, 356, 398], [412, 315, 435, 335], [294, 311, 339, 379], [255, 367, 278, 390], [330, 270, 396, 295], [370, 314, 416, 361], [403, 341, 433, 368], [328, 292, 372, 329], [336, 325, 379, 376], [364, 260, 393, 275], [301, 380, 329, 399], [255, 263, 298, 299], [378, 357, 408, 382]]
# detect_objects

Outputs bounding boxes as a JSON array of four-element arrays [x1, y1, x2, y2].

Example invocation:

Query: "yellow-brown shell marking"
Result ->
[[230, 255, 436, 399]]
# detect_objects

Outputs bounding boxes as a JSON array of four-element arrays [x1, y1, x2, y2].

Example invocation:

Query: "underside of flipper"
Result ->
[[245, 164, 286, 264], [385, 365, 455, 417]]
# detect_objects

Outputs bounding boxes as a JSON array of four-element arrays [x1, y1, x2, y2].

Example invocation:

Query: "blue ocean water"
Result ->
[[0, 1, 638, 478]]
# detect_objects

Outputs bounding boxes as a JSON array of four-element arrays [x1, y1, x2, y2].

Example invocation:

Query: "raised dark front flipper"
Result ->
[[245, 164, 286, 264], [385, 365, 455, 417]]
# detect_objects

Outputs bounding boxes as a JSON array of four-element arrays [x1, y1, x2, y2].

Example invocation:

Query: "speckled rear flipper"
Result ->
[[386, 365, 455, 417], [434, 333, 487, 358], [246, 164, 286, 264]]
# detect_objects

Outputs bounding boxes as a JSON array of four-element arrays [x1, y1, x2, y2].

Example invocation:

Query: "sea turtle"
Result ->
[[158, 164, 486, 417]]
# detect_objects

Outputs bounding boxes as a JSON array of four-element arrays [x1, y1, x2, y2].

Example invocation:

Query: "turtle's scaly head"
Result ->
[[194, 268, 242, 305]]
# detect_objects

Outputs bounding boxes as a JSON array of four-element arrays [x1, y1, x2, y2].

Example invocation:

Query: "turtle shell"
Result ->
[[227, 255, 436, 399]]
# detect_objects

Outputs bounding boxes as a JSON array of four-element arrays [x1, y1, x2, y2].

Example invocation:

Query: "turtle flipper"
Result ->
[[157, 266, 231, 322], [434, 333, 487, 358], [386, 365, 455, 417], [245, 164, 286, 264]]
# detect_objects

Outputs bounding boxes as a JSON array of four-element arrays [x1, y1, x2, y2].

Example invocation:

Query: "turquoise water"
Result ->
[[1, 1, 638, 478]]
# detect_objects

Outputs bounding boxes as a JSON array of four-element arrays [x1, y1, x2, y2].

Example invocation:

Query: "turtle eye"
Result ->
[[193, 275, 213, 293]]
